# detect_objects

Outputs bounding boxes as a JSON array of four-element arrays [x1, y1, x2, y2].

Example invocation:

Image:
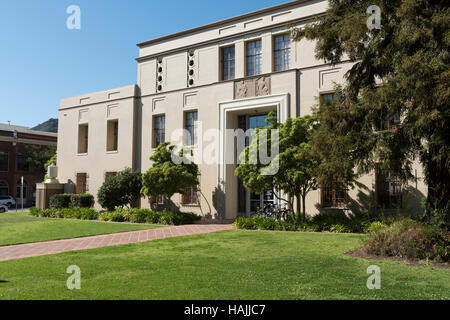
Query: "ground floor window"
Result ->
[[375, 166, 403, 208], [105, 172, 117, 181], [321, 183, 347, 208], [182, 187, 199, 205], [0, 181, 8, 196], [76, 173, 88, 194]]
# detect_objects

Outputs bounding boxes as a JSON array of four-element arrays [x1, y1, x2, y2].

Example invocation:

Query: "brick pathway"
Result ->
[[0, 224, 233, 262]]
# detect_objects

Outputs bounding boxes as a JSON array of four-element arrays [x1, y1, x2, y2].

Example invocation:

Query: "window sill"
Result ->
[[106, 150, 119, 154], [77, 153, 88, 157], [181, 203, 200, 208]]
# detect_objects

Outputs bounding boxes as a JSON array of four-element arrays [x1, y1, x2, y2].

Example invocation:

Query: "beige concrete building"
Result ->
[[57, 0, 427, 219]]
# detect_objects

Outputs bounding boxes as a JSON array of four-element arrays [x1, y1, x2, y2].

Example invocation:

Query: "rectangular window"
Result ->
[[320, 93, 339, 103], [321, 183, 347, 208], [17, 153, 29, 172], [375, 165, 403, 208], [274, 34, 291, 72], [0, 150, 8, 172], [105, 172, 117, 181], [78, 124, 89, 154], [182, 187, 199, 205], [221, 46, 235, 81], [76, 173, 88, 194], [375, 107, 401, 131], [107, 120, 119, 152], [153, 115, 166, 148], [246, 40, 262, 76], [185, 111, 198, 146]]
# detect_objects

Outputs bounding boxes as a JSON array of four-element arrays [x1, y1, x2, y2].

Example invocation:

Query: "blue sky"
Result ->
[[0, 0, 288, 128]]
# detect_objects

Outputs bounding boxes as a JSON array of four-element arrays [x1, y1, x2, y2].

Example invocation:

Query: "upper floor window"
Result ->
[[78, 124, 89, 154], [185, 111, 198, 146], [246, 40, 262, 76], [153, 115, 166, 148], [274, 34, 291, 72], [107, 120, 119, 152], [17, 153, 29, 172], [375, 107, 400, 132], [0, 150, 8, 172], [221, 46, 235, 81]]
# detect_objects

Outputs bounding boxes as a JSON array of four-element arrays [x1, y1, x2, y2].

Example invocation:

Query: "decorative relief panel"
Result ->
[[234, 76, 271, 99]]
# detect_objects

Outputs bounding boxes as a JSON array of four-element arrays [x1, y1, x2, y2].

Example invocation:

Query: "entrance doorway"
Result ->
[[237, 114, 276, 216]]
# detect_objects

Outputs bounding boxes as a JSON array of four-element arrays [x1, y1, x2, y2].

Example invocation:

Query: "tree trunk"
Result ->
[[302, 193, 307, 222], [296, 195, 301, 221]]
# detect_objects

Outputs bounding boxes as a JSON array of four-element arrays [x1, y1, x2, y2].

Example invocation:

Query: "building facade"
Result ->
[[0, 124, 57, 206], [57, 0, 427, 219]]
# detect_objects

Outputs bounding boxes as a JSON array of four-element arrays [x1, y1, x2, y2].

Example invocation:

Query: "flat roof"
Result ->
[[136, 0, 314, 48]]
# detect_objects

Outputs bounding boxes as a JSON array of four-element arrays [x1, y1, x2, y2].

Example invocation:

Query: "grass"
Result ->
[[0, 212, 161, 247], [0, 230, 448, 300]]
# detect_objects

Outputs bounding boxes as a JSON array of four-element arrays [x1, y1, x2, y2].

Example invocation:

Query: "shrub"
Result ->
[[366, 221, 386, 233], [97, 168, 143, 211], [71, 194, 95, 208], [363, 219, 449, 263], [49, 194, 72, 209], [29, 207, 98, 220]]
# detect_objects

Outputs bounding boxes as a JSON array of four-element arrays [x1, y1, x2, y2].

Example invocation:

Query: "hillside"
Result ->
[[31, 118, 58, 133]]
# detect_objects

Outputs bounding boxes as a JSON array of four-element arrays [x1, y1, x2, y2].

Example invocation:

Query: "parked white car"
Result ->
[[0, 204, 8, 213], [0, 196, 16, 208]]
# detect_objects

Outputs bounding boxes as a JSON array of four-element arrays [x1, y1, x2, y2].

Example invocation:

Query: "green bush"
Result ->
[[97, 168, 143, 211], [49, 194, 72, 209], [70, 194, 95, 208], [98, 209, 200, 226], [29, 207, 98, 220], [363, 219, 449, 263]]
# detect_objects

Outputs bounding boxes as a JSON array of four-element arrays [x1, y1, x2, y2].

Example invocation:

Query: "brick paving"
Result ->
[[0, 224, 233, 262]]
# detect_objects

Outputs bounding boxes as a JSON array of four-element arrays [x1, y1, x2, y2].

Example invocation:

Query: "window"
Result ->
[[221, 46, 235, 80], [246, 40, 262, 76], [17, 153, 29, 172], [153, 115, 166, 148], [0, 181, 8, 196], [375, 107, 400, 131], [320, 93, 339, 103], [78, 124, 89, 154], [182, 187, 199, 205], [107, 120, 119, 152], [375, 165, 403, 208], [76, 173, 88, 194], [105, 172, 117, 181], [274, 34, 291, 72], [185, 111, 198, 146], [0, 150, 9, 172], [16, 179, 28, 199], [321, 183, 347, 208]]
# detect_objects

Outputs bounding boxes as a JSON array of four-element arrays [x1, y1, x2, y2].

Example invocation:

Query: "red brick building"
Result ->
[[0, 124, 57, 206]]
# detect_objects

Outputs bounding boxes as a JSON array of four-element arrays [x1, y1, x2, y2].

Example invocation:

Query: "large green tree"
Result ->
[[23, 145, 56, 175], [141, 143, 199, 211], [291, 0, 450, 222], [235, 113, 319, 221]]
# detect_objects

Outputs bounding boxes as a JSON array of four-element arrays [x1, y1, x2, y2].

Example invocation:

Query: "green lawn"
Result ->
[[0, 212, 161, 247], [0, 230, 448, 300]]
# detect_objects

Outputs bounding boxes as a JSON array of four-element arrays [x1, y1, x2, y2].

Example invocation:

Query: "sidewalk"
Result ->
[[0, 224, 233, 262]]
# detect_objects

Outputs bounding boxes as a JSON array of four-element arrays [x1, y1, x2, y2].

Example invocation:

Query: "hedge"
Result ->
[[29, 207, 201, 226], [49, 194, 95, 209]]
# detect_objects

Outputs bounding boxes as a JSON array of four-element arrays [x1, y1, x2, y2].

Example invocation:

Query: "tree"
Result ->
[[141, 143, 199, 211], [291, 0, 450, 222], [97, 168, 142, 211], [235, 112, 319, 221], [23, 145, 56, 175]]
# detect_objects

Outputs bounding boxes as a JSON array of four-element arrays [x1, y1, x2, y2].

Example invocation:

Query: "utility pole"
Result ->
[[21, 176, 24, 211]]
